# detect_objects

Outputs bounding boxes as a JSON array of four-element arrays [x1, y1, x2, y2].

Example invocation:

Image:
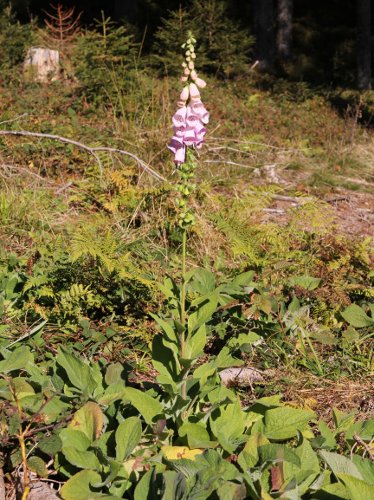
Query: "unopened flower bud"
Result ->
[[195, 77, 207, 88], [188, 61, 194, 70], [184, 68, 190, 76], [181, 76, 188, 82], [186, 50, 191, 56], [182, 62, 187, 68], [191, 53, 196, 59], [190, 70, 197, 81]]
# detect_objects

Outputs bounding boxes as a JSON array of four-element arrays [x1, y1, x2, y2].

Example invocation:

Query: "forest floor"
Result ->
[[0, 76, 373, 498]]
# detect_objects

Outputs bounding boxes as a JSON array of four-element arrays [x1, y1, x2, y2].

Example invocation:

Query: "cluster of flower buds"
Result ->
[[168, 34, 209, 166]]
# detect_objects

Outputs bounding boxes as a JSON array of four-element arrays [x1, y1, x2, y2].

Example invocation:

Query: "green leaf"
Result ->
[[152, 335, 179, 391], [214, 346, 242, 369], [41, 397, 70, 423], [39, 434, 63, 456], [264, 407, 315, 440], [341, 304, 374, 328], [210, 401, 246, 453], [319, 450, 363, 479], [105, 363, 124, 385], [0, 346, 32, 373], [98, 382, 126, 406], [238, 434, 266, 469], [185, 324, 206, 360], [179, 422, 214, 449], [63, 447, 101, 470], [56, 348, 96, 393], [284, 439, 320, 492], [189, 268, 216, 295], [60, 470, 103, 499], [316, 482, 350, 499], [337, 474, 374, 500], [352, 456, 374, 485], [69, 402, 104, 442], [317, 420, 336, 448], [150, 313, 179, 345], [134, 470, 153, 500], [122, 387, 163, 424], [231, 271, 255, 287], [28, 456, 49, 478], [333, 408, 356, 433], [227, 332, 260, 349], [59, 429, 91, 451], [188, 294, 218, 333], [115, 416, 142, 461]]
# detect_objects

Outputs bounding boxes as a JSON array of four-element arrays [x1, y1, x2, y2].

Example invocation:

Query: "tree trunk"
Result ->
[[277, 0, 293, 63], [357, 0, 372, 90], [252, 0, 276, 72], [23, 47, 60, 83]]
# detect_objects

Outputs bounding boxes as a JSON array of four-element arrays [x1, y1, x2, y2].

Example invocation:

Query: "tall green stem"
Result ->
[[180, 228, 187, 399]]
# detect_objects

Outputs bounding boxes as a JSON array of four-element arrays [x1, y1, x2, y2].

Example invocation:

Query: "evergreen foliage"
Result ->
[[152, 0, 254, 77], [72, 14, 138, 103]]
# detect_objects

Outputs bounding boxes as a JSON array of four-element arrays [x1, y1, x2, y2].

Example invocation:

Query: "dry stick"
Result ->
[[353, 434, 374, 461], [0, 130, 167, 182], [0, 468, 5, 500]]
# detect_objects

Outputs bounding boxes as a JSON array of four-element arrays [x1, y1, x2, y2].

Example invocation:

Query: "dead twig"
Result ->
[[0, 130, 166, 182], [0, 113, 28, 126], [353, 433, 374, 461]]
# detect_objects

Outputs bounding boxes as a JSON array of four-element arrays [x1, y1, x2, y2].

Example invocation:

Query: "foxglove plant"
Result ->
[[167, 33, 209, 398]]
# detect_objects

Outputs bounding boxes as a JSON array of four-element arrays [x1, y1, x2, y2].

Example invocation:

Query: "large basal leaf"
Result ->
[[0, 346, 32, 373], [263, 407, 315, 440], [69, 402, 104, 442], [59, 428, 91, 451], [210, 401, 246, 452], [179, 422, 215, 449], [337, 474, 374, 500], [122, 387, 163, 425], [319, 450, 363, 479], [341, 304, 374, 328], [56, 348, 96, 393], [238, 434, 268, 470], [115, 416, 142, 461], [63, 447, 101, 470], [352, 455, 374, 485], [283, 439, 320, 493], [60, 469, 117, 499]]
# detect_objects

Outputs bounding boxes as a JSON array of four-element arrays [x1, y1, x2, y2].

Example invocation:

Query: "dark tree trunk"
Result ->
[[252, 0, 276, 72], [357, 0, 372, 90], [277, 0, 293, 62]]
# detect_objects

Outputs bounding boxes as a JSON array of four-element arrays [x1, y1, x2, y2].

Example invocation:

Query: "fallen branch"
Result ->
[[0, 130, 166, 182]]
